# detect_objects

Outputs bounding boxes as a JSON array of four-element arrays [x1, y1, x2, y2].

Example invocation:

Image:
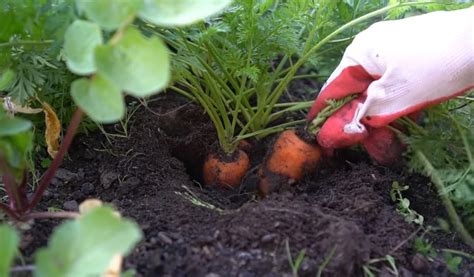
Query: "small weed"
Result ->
[[175, 185, 224, 213], [316, 246, 336, 277], [415, 237, 471, 274], [390, 181, 424, 225], [285, 239, 306, 277], [363, 255, 398, 277], [414, 237, 436, 258], [443, 251, 462, 274]]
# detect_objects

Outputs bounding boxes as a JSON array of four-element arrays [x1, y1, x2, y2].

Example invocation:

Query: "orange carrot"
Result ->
[[203, 149, 250, 188], [258, 130, 321, 196], [237, 139, 252, 153]]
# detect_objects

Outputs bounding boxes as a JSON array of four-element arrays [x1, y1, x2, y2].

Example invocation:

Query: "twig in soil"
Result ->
[[388, 226, 423, 255]]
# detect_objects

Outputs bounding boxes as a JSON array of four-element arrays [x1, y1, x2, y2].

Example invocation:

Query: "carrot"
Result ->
[[258, 130, 321, 196], [203, 149, 250, 188], [237, 139, 252, 153]]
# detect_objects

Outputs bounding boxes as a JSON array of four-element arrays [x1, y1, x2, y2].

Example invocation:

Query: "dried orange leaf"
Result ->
[[42, 102, 61, 158]]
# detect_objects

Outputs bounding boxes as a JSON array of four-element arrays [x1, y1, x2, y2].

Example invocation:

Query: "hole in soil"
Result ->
[[171, 147, 205, 184]]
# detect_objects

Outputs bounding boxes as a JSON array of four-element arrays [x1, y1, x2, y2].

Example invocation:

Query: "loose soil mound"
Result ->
[[18, 93, 473, 276]]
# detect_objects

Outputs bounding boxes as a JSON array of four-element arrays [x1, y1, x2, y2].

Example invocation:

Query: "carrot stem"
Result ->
[[415, 150, 474, 249]]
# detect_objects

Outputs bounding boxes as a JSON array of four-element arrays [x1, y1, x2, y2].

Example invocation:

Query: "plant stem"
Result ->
[[0, 202, 20, 220], [0, 157, 21, 211], [415, 150, 474, 249], [0, 40, 54, 48], [17, 172, 29, 213], [25, 211, 79, 220], [27, 108, 84, 211], [442, 249, 474, 260]]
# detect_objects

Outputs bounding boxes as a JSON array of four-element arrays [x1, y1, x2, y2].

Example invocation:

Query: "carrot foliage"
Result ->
[[155, 0, 424, 155], [396, 92, 474, 247]]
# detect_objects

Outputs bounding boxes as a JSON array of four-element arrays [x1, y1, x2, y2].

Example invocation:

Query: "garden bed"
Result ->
[[17, 92, 472, 276]]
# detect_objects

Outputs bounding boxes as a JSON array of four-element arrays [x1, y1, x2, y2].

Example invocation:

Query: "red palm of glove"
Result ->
[[308, 66, 408, 165]]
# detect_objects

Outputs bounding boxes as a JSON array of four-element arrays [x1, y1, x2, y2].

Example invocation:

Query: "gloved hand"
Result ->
[[307, 7, 474, 164]]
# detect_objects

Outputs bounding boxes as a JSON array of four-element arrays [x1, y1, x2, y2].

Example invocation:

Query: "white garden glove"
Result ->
[[307, 6, 474, 164]]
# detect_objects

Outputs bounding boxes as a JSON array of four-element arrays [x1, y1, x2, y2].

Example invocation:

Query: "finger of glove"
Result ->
[[362, 126, 404, 165], [317, 96, 368, 149], [307, 64, 375, 121]]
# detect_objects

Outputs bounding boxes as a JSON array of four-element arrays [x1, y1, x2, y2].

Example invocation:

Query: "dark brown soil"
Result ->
[[12, 93, 474, 276]]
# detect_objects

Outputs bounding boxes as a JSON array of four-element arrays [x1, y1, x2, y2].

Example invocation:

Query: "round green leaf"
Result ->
[[138, 0, 232, 26], [64, 20, 103, 75], [0, 117, 32, 136], [94, 27, 170, 97], [71, 76, 125, 123], [75, 0, 141, 31], [36, 206, 142, 277]]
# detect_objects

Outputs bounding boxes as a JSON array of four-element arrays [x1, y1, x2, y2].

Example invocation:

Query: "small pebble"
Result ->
[[101, 170, 119, 189], [261, 233, 277, 244], [81, 182, 95, 194], [158, 232, 173, 245], [55, 168, 76, 182], [123, 176, 141, 187], [63, 200, 78, 211], [411, 253, 430, 273], [71, 191, 84, 200]]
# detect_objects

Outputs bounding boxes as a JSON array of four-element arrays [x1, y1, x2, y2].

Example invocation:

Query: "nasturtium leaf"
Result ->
[[71, 76, 125, 123], [0, 117, 32, 136], [75, 0, 141, 31], [138, 0, 232, 26], [64, 20, 103, 75], [0, 69, 15, 90], [94, 27, 170, 97], [35, 206, 142, 277], [0, 224, 19, 277]]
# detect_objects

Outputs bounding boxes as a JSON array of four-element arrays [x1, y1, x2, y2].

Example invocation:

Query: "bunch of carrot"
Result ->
[[201, 97, 354, 196], [202, 129, 322, 196]]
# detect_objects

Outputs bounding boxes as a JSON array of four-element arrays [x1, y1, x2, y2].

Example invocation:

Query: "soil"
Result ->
[[11, 92, 474, 277]]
